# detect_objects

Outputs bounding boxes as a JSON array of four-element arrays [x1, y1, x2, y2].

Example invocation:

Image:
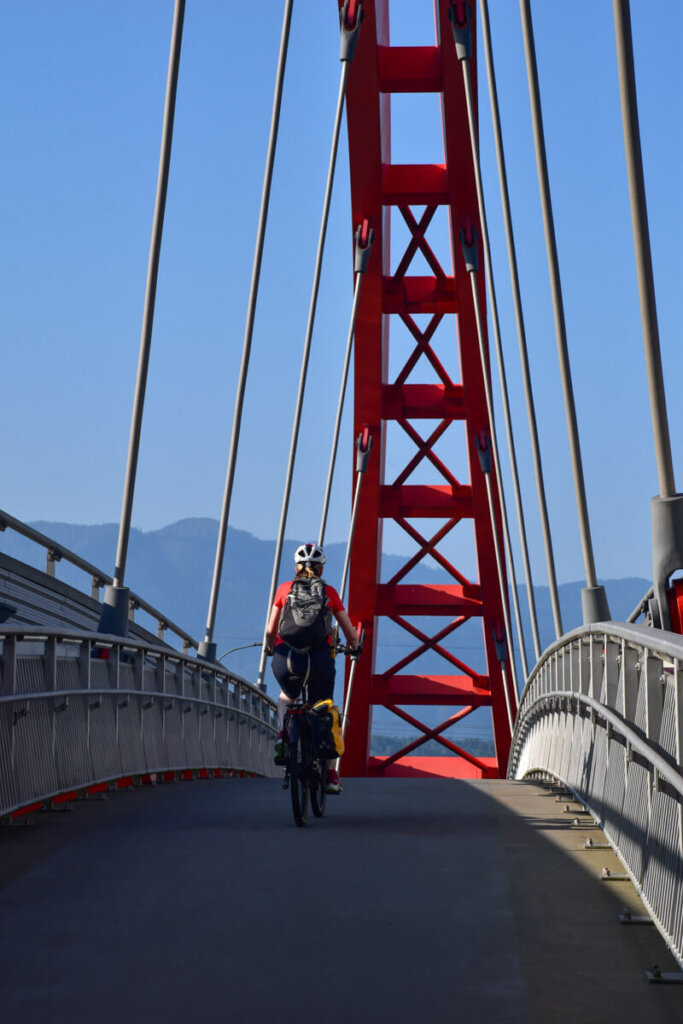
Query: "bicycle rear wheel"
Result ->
[[289, 726, 309, 827], [310, 761, 327, 818]]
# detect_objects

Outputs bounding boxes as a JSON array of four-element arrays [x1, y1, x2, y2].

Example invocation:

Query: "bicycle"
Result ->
[[281, 642, 360, 827], [282, 684, 327, 827]]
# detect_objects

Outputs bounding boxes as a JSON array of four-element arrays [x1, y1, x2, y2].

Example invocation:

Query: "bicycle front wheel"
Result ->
[[289, 727, 309, 827]]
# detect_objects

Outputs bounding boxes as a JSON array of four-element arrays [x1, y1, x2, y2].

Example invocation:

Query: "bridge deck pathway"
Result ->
[[1, 777, 681, 1023]]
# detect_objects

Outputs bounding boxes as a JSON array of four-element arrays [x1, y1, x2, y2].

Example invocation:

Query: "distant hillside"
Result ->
[[1, 518, 651, 736]]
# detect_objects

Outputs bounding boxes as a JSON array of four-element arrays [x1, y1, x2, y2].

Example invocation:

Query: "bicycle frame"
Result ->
[[283, 690, 327, 826], [273, 637, 362, 825]]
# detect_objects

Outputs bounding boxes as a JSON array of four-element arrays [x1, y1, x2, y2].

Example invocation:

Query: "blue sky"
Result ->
[[0, 0, 681, 588]]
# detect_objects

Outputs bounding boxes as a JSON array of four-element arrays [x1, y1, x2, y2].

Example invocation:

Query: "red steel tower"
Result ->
[[342, 0, 516, 778]]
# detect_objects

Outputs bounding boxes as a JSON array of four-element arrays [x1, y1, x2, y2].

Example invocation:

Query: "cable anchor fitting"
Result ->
[[354, 219, 374, 274], [459, 221, 478, 273], [356, 428, 373, 474], [340, 1, 364, 63], [448, 1, 472, 62], [492, 625, 507, 665], [475, 430, 492, 474]]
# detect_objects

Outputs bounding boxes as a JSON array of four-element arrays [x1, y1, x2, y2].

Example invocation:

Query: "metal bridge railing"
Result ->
[[0, 627, 278, 818], [508, 622, 683, 967], [0, 508, 198, 651]]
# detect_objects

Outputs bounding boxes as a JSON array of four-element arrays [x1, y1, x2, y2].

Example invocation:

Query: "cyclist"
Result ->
[[265, 542, 358, 794]]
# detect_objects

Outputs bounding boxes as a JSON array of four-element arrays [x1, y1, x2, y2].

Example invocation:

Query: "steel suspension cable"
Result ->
[[613, 0, 682, 632], [478, 0, 563, 639], [335, 431, 372, 767], [318, 223, 373, 547], [466, 248, 522, 702], [519, 0, 610, 622], [99, 0, 185, 636], [462, 238, 520, 715], [256, 6, 363, 690], [449, 7, 537, 670], [318, 269, 361, 547], [199, 0, 294, 661], [466, 249, 528, 689], [339, 431, 372, 605], [613, 0, 676, 499]]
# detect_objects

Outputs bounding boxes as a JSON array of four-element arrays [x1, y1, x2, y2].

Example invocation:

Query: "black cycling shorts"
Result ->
[[271, 642, 335, 704]]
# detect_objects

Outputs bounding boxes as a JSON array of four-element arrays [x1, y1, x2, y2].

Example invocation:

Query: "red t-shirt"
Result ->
[[273, 579, 344, 644]]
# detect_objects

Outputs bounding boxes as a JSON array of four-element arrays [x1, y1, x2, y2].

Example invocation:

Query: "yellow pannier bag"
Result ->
[[312, 699, 345, 757]]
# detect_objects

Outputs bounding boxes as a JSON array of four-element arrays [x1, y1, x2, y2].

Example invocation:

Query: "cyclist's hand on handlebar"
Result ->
[[338, 642, 361, 660]]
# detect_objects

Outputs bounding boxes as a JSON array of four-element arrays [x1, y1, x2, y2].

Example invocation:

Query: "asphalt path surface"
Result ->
[[1, 777, 681, 1023]]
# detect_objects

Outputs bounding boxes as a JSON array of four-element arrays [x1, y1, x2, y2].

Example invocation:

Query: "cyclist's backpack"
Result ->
[[278, 577, 331, 650], [311, 699, 345, 758]]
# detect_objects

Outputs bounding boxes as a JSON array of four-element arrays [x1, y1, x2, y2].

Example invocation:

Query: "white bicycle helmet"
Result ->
[[294, 542, 326, 566]]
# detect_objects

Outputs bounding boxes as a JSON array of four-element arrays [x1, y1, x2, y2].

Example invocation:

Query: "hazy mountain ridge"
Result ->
[[1, 519, 651, 722]]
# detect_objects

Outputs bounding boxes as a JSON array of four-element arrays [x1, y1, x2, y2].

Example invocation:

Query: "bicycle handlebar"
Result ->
[[336, 642, 362, 660], [264, 625, 364, 660]]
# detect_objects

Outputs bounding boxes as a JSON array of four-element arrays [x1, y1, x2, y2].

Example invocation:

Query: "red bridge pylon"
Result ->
[[341, 0, 515, 778]]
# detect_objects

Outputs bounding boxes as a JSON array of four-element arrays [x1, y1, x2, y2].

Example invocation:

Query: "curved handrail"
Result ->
[[510, 620, 683, 783], [509, 621, 683, 967], [513, 688, 682, 797], [0, 625, 269, 696], [518, 620, 683, 683], [0, 507, 199, 651], [0, 688, 271, 729], [1, 626, 277, 818]]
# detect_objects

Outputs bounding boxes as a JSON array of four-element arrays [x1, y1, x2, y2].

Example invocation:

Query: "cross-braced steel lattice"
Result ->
[[341, 0, 515, 777]]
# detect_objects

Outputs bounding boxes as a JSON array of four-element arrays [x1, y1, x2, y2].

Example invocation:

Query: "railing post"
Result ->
[[85, 640, 94, 754], [676, 659, 682, 781], [108, 644, 120, 693], [644, 653, 663, 747], [45, 548, 62, 578], [569, 640, 579, 695], [676, 660, 683, 858], [79, 638, 91, 691], [561, 644, 570, 694], [578, 637, 591, 698], [620, 644, 638, 724], [603, 640, 620, 709], [588, 634, 601, 702], [44, 635, 57, 692], [134, 647, 144, 694]]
